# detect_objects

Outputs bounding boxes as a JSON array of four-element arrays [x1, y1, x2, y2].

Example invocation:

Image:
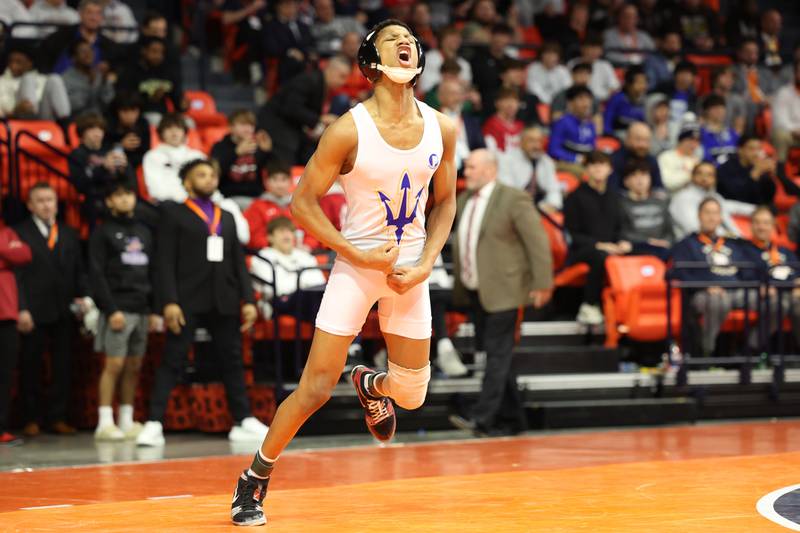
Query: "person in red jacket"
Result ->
[[244, 161, 324, 250], [244, 161, 294, 250], [482, 86, 523, 152], [0, 221, 32, 445]]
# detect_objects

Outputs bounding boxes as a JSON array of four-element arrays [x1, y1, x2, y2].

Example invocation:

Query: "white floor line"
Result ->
[[146, 494, 193, 501], [20, 504, 74, 510], [756, 483, 800, 531]]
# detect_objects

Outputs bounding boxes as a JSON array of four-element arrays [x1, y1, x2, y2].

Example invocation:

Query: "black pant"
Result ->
[[19, 317, 72, 424], [147, 311, 251, 423], [0, 321, 19, 432], [567, 246, 609, 305], [468, 291, 527, 432], [430, 288, 452, 341]]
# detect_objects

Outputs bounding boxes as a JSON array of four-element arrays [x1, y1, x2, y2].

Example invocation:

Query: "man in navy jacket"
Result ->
[[671, 197, 754, 356], [742, 206, 800, 346]]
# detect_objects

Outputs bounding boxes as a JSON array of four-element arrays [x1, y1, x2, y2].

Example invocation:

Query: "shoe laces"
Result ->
[[242, 475, 267, 506], [366, 397, 391, 424]]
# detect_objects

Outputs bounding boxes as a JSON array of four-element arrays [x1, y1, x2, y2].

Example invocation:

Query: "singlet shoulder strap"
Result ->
[[415, 99, 442, 145]]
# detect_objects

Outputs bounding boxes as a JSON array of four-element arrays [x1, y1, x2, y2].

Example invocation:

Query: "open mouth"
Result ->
[[398, 46, 412, 66]]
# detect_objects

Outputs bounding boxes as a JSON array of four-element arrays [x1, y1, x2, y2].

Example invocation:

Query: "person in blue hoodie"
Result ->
[[671, 197, 753, 355], [700, 94, 739, 166], [603, 65, 647, 138], [547, 85, 596, 176], [742, 206, 800, 346]]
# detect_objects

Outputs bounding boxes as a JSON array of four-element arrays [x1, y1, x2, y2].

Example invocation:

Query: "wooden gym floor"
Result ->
[[1, 420, 799, 531]]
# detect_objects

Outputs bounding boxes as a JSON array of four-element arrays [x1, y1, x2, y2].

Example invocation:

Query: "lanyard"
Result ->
[[47, 222, 58, 250], [752, 238, 781, 265], [698, 233, 724, 252], [185, 199, 221, 235]]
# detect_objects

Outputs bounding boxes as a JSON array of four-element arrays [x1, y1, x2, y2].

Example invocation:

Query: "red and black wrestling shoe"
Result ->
[[350, 365, 396, 442]]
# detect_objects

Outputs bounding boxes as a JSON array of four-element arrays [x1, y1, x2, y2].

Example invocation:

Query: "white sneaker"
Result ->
[[94, 423, 125, 441], [436, 338, 468, 377], [576, 303, 605, 326], [136, 421, 165, 447], [228, 417, 269, 442], [122, 422, 144, 440], [241, 417, 269, 439]]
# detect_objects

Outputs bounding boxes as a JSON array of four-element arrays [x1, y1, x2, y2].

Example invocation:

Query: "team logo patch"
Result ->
[[428, 153, 439, 169], [377, 172, 424, 244]]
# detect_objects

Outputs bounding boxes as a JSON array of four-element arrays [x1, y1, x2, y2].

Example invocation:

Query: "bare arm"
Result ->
[[419, 113, 457, 271], [291, 114, 398, 271]]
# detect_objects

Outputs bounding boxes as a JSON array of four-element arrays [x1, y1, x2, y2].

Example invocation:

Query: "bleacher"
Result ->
[[3, 0, 800, 437]]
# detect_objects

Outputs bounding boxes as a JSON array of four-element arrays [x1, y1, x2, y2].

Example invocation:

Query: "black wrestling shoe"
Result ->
[[231, 470, 269, 526], [350, 365, 396, 442]]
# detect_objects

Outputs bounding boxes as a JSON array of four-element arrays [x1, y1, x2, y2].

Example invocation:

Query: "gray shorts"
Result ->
[[94, 312, 149, 357]]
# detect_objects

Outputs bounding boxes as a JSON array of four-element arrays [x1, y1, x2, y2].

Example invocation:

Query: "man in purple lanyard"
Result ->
[[136, 159, 268, 447]]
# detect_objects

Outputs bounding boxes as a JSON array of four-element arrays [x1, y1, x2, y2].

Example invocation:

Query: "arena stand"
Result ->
[[1, 1, 800, 436]]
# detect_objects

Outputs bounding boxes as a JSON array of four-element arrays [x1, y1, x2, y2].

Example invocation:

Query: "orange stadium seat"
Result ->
[[556, 171, 581, 195], [596, 136, 621, 154], [540, 211, 589, 288], [537, 102, 550, 126], [185, 90, 228, 128], [603, 255, 680, 347]]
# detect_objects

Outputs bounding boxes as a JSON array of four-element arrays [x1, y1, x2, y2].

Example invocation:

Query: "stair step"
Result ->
[[526, 396, 697, 429], [512, 345, 620, 374]]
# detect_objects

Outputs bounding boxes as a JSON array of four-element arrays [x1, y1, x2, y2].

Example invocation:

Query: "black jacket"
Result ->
[[69, 144, 135, 224], [14, 217, 87, 323], [716, 157, 776, 206], [257, 70, 325, 164], [157, 201, 254, 315], [105, 116, 151, 169], [262, 17, 315, 83], [563, 182, 623, 251], [88, 215, 154, 314], [210, 134, 277, 198], [116, 59, 183, 116]]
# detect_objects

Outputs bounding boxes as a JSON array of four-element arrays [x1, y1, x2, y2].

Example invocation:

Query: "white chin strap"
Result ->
[[375, 64, 421, 84]]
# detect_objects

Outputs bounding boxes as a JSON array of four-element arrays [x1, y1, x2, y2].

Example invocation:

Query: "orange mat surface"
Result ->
[[2, 421, 799, 531]]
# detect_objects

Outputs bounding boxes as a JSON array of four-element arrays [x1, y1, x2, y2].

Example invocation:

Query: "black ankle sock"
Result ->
[[249, 451, 275, 479], [365, 371, 386, 399]]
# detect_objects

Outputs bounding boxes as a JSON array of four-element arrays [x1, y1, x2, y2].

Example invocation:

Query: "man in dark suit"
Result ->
[[14, 182, 88, 436], [136, 159, 266, 447], [263, 0, 315, 84], [449, 149, 553, 436], [257, 56, 350, 165]]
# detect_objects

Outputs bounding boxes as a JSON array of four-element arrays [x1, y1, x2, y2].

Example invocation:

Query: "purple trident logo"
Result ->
[[378, 172, 424, 244]]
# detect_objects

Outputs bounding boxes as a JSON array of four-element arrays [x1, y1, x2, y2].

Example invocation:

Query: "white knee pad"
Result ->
[[383, 361, 431, 410]]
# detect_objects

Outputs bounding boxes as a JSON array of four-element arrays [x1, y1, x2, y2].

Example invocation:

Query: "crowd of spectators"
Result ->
[[0, 0, 800, 443]]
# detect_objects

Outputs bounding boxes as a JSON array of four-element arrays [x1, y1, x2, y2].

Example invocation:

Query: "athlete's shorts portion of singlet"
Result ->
[[315, 100, 442, 339]]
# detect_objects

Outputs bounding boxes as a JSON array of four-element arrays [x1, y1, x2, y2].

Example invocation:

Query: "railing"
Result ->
[[667, 261, 800, 390]]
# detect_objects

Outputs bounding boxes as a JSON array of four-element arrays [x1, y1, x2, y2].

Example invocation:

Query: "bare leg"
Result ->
[[98, 356, 124, 407], [374, 332, 430, 396], [120, 356, 144, 405], [258, 329, 353, 459]]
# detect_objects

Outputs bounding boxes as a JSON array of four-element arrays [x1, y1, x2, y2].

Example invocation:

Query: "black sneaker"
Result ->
[[231, 470, 269, 526], [350, 365, 396, 442]]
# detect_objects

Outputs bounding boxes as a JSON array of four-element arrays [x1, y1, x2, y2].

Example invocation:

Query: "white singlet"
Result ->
[[340, 100, 443, 267], [315, 99, 443, 340]]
